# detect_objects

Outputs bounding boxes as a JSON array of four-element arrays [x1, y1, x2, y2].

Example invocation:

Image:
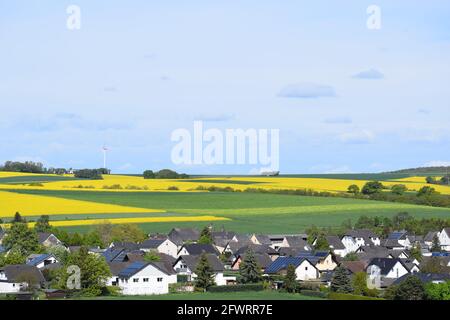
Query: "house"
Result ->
[[265, 256, 319, 281], [231, 253, 273, 271], [424, 231, 439, 248], [250, 234, 272, 246], [109, 242, 140, 251], [383, 231, 411, 250], [297, 251, 338, 272], [233, 244, 277, 258], [366, 258, 410, 289], [266, 234, 308, 250], [173, 254, 235, 286], [283, 236, 311, 250], [0, 265, 45, 294], [26, 254, 58, 269], [168, 228, 200, 248], [341, 229, 381, 255], [438, 228, 450, 251], [325, 236, 346, 257], [340, 261, 366, 275], [140, 238, 178, 258], [111, 261, 176, 295], [102, 247, 131, 263], [177, 243, 219, 257], [394, 273, 450, 285], [38, 232, 63, 248]]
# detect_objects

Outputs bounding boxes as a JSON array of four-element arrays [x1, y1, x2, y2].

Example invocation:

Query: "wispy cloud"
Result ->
[[277, 83, 336, 98], [352, 69, 384, 80], [337, 130, 375, 144], [324, 117, 352, 124], [423, 160, 450, 167], [194, 113, 236, 122]]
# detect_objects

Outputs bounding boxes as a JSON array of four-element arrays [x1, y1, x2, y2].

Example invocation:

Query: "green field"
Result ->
[[11, 189, 450, 234], [80, 291, 323, 300], [0, 175, 80, 184]]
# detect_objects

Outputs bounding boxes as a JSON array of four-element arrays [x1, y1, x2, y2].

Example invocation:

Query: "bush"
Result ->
[[74, 169, 103, 180], [207, 283, 264, 293], [167, 186, 179, 191], [328, 292, 384, 300], [300, 290, 328, 298]]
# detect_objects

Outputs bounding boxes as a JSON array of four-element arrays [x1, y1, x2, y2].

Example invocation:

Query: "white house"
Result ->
[[341, 229, 381, 255], [366, 258, 410, 289], [438, 228, 450, 251], [26, 254, 59, 269], [140, 238, 178, 258], [173, 254, 235, 286], [265, 257, 319, 281], [0, 265, 45, 294], [110, 261, 175, 295]]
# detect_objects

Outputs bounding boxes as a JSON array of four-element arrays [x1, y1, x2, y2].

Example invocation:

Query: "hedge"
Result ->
[[300, 290, 328, 298], [207, 283, 264, 293], [328, 293, 384, 300]]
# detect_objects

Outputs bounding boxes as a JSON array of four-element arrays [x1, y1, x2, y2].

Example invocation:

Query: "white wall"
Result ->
[[0, 282, 23, 294], [118, 265, 171, 295], [295, 260, 318, 281]]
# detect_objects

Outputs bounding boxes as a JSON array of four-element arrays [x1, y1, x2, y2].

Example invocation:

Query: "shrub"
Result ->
[[207, 283, 264, 293], [300, 290, 328, 298], [167, 186, 179, 191], [328, 292, 384, 300]]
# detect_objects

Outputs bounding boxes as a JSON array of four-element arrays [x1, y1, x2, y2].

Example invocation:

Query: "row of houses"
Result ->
[[1, 227, 449, 296]]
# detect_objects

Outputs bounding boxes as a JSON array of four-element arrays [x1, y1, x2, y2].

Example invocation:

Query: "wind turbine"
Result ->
[[102, 145, 108, 170]]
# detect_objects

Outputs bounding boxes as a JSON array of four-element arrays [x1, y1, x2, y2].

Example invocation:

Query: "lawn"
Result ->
[[82, 291, 323, 300], [10, 189, 450, 234]]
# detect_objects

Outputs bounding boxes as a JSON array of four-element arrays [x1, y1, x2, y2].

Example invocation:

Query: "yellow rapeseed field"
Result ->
[[0, 190, 162, 217], [1, 215, 229, 228]]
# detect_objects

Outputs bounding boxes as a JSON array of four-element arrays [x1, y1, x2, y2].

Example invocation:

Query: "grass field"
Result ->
[[80, 291, 323, 300], [9, 189, 450, 234]]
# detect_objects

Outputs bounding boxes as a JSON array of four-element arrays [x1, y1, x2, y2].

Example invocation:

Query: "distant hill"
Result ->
[[385, 166, 450, 175]]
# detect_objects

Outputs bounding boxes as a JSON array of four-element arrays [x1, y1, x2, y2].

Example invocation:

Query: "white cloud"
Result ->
[[352, 68, 384, 80], [423, 160, 450, 167], [277, 83, 336, 98], [323, 166, 353, 174], [337, 130, 375, 144]]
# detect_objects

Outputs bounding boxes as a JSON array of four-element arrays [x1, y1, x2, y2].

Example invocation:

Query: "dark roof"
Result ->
[[111, 242, 140, 251], [443, 228, 450, 235], [340, 261, 366, 274], [265, 257, 314, 274], [284, 236, 310, 248], [211, 231, 236, 240], [0, 264, 45, 283], [232, 234, 251, 242], [326, 236, 345, 250], [108, 261, 132, 276], [180, 243, 219, 256], [253, 234, 272, 245], [118, 261, 173, 278], [233, 253, 273, 269], [234, 244, 277, 256], [176, 254, 224, 272], [387, 231, 408, 240], [383, 239, 405, 248], [37, 232, 53, 244], [102, 247, 128, 262], [296, 251, 333, 265], [139, 239, 165, 249], [344, 229, 378, 240], [394, 273, 450, 285], [424, 231, 439, 242], [367, 258, 407, 275], [26, 254, 55, 266], [168, 228, 200, 245], [279, 247, 309, 257]]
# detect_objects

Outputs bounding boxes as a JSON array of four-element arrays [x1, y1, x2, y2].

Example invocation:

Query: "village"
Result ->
[[1, 220, 449, 300]]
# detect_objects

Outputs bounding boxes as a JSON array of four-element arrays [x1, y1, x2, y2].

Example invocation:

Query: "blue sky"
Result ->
[[0, 0, 449, 174]]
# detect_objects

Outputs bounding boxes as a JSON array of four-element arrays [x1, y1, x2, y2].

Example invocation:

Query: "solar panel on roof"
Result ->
[[118, 261, 147, 278]]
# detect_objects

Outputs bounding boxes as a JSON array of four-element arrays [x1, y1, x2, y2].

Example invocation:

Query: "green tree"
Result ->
[[431, 234, 441, 252], [417, 186, 439, 197], [143, 251, 161, 262], [143, 170, 155, 179], [330, 266, 352, 293], [391, 184, 408, 195], [409, 244, 423, 262], [194, 253, 215, 291], [441, 175, 450, 185], [343, 252, 359, 261], [347, 184, 360, 195], [421, 256, 449, 274], [2, 222, 40, 255], [110, 224, 146, 243], [198, 226, 213, 244], [361, 181, 384, 195], [2, 247, 26, 265], [426, 281, 450, 300], [394, 275, 425, 300], [34, 215, 52, 233], [238, 249, 262, 284], [58, 246, 111, 296], [12, 212, 25, 223], [426, 176, 437, 184], [352, 272, 369, 296], [47, 245, 69, 264], [314, 233, 330, 251], [283, 264, 298, 293]]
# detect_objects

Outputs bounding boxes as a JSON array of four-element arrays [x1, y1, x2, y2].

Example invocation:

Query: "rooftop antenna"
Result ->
[[102, 145, 108, 169]]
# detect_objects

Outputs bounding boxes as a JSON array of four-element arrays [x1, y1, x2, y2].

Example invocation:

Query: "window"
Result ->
[[143, 278, 149, 282], [133, 278, 139, 283], [305, 267, 308, 270], [157, 277, 163, 282]]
